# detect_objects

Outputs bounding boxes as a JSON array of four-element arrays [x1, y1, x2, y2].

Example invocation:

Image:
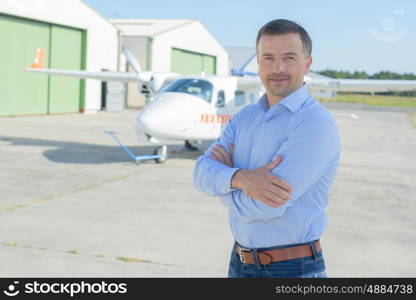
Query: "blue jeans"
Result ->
[[228, 241, 327, 278]]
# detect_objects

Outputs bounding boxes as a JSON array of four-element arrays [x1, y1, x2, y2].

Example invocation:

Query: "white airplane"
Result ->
[[26, 48, 416, 163]]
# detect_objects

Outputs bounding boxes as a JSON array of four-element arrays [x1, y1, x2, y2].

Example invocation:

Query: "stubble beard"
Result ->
[[265, 76, 305, 100], [266, 80, 293, 99]]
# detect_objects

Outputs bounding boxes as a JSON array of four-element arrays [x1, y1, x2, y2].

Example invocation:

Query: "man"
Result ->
[[193, 19, 340, 278]]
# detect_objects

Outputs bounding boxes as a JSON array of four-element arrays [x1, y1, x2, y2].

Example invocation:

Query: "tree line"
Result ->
[[314, 69, 416, 97], [314, 69, 416, 80]]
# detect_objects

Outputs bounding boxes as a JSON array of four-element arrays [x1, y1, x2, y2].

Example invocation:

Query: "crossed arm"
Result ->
[[193, 112, 340, 222], [210, 143, 291, 208]]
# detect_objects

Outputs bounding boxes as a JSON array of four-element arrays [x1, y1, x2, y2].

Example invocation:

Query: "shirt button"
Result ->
[[262, 123, 266, 127]]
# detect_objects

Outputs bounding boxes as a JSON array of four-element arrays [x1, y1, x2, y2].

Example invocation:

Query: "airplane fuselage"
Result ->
[[135, 76, 264, 146]]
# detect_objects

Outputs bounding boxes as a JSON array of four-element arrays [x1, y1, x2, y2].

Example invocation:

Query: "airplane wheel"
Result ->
[[154, 146, 167, 163]]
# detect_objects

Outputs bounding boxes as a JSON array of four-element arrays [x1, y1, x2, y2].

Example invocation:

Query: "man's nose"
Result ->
[[271, 59, 286, 73]]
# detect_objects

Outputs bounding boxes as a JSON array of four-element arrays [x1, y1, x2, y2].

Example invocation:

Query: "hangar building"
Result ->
[[111, 19, 230, 108], [0, 0, 119, 116]]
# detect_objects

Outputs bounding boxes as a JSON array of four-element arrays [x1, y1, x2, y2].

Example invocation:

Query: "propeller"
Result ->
[[123, 47, 142, 74]]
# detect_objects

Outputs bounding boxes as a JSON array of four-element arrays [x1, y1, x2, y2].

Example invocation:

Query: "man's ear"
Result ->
[[305, 56, 313, 74]]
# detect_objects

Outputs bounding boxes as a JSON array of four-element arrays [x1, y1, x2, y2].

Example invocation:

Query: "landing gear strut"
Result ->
[[105, 131, 168, 164]]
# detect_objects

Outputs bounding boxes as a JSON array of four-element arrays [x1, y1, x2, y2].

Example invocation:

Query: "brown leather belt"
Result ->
[[235, 241, 321, 266]]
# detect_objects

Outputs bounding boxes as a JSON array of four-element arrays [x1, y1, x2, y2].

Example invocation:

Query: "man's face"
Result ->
[[257, 33, 312, 102]]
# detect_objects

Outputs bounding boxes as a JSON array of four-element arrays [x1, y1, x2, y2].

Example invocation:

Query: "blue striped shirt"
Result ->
[[193, 84, 340, 248]]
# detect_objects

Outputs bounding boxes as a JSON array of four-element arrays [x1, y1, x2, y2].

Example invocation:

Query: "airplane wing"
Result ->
[[25, 67, 140, 82], [25, 48, 155, 95], [230, 53, 416, 93], [307, 78, 416, 93], [26, 68, 140, 82]]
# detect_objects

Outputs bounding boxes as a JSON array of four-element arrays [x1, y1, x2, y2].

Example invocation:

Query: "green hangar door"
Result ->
[[48, 25, 84, 114], [0, 14, 84, 116], [0, 15, 50, 116], [171, 48, 216, 75]]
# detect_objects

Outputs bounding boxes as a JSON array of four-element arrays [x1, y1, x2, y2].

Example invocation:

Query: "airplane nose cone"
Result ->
[[136, 107, 159, 137], [136, 92, 212, 140]]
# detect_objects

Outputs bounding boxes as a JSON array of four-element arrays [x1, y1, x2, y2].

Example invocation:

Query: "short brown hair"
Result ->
[[256, 19, 312, 57]]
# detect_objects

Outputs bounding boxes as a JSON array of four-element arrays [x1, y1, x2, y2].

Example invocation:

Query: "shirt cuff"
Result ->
[[216, 167, 240, 194]]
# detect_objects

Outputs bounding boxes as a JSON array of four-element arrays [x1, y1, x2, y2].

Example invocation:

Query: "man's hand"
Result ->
[[210, 144, 234, 167], [231, 156, 292, 208]]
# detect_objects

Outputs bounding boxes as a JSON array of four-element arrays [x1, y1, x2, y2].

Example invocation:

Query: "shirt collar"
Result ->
[[257, 83, 310, 115], [257, 93, 269, 112]]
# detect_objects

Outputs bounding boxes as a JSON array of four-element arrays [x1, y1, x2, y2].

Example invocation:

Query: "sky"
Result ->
[[83, 0, 416, 74]]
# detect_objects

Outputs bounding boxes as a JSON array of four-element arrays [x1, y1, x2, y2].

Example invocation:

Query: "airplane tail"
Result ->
[[30, 48, 45, 69], [231, 53, 258, 77]]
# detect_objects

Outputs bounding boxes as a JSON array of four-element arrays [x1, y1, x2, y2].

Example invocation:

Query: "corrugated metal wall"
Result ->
[[0, 14, 85, 116]]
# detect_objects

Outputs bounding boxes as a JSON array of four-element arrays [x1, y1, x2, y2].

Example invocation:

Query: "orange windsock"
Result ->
[[30, 48, 45, 69]]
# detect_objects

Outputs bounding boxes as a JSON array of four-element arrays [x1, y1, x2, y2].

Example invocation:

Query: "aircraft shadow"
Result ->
[[0, 136, 205, 165]]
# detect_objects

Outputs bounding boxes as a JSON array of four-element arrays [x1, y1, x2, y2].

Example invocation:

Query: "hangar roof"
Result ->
[[110, 18, 196, 37]]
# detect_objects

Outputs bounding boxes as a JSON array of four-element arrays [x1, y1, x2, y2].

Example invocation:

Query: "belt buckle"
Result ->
[[238, 247, 250, 264]]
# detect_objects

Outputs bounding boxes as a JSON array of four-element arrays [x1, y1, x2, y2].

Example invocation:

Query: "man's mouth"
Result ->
[[269, 77, 289, 83]]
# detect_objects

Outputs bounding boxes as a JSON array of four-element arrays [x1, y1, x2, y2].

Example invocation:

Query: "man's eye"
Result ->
[[286, 57, 295, 60], [264, 57, 273, 61]]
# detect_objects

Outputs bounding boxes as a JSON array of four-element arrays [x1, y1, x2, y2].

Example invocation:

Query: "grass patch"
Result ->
[[5, 203, 29, 211], [4, 242, 19, 247], [116, 256, 152, 264], [407, 112, 416, 128], [318, 93, 416, 108]]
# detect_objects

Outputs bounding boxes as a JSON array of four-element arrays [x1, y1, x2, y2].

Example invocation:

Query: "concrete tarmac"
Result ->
[[0, 103, 415, 277]]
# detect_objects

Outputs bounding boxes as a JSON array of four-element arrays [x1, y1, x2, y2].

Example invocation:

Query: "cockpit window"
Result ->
[[163, 79, 213, 103]]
